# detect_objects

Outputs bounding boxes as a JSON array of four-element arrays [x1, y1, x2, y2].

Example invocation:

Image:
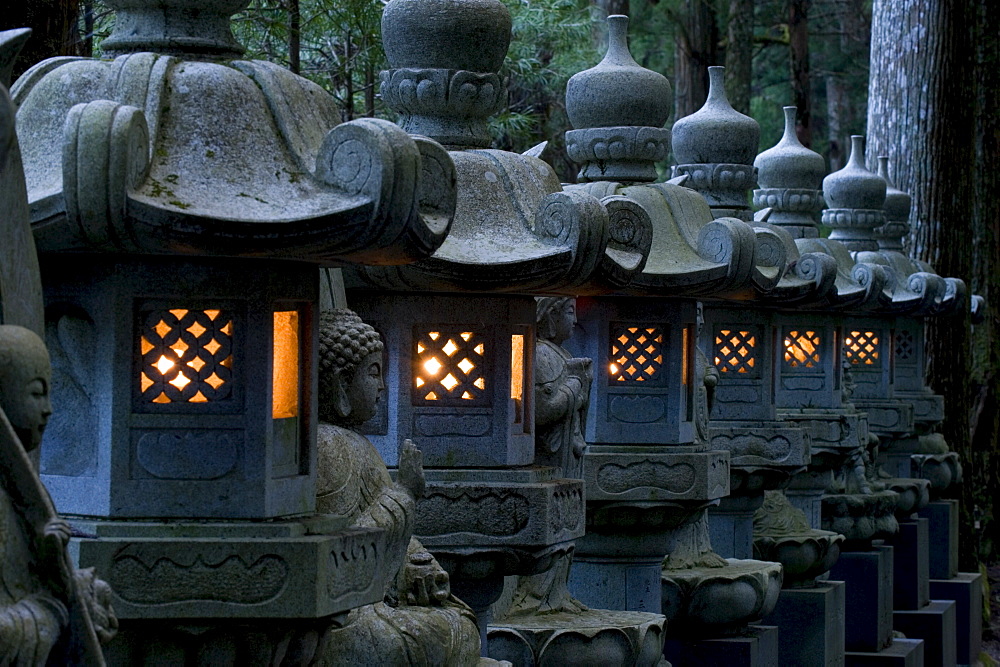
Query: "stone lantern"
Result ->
[[13, 0, 456, 658], [558, 19, 792, 664], [346, 3, 663, 659]]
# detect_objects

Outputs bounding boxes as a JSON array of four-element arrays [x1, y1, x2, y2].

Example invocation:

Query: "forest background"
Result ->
[[5, 0, 1000, 574]]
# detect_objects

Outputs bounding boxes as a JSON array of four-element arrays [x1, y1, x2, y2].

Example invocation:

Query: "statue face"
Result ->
[[345, 351, 384, 424], [551, 300, 577, 345], [1, 361, 52, 451]]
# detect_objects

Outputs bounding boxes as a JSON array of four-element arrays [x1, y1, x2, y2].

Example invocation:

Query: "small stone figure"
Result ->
[[0, 325, 117, 664], [314, 310, 483, 664], [534, 297, 591, 479]]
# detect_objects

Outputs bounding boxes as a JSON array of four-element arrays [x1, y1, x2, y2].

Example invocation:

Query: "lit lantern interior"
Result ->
[[844, 330, 880, 365], [609, 326, 664, 382], [784, 330, 821, 368], [414, 331, 486, 403], [714, 329, 756, 373], [272, 310, 299, 419], [511, 333, 524, 422], [139, 308, 233, 403]]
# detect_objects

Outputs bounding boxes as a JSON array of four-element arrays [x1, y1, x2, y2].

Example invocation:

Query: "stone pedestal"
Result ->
[[887, 518, 930, 610], [828, 546, 894, 652], [571, 552, 667, 614], [415, 467, 585, 648], [893, 600, 956, 667], [787, 470, 834, 530], [663, 625, 778, 666], [569, 445, 730, 615], [709, 493, 762, 559], [762, 581, 845, 667], [930, 573, 982, 666], [918, 500, 959, 580], [846, 639, 924, 667]]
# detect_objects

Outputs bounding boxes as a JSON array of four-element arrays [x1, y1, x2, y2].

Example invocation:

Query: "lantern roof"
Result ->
[[12, 0, 453, 265], [349, 0, 652, 295]]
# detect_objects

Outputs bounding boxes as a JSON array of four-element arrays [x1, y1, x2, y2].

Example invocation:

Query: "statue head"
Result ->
[[536, 297, 577, 346], [0, 325, 52, 451], [318, 309, 385, 426]]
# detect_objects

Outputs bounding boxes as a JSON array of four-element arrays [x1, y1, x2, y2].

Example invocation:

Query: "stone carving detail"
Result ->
[[0, 325, 118, 663], [314, 309, 482, 663], [597, 461, 697, 495], [415, 491, 531, 537], [137, 308, 235, 404], [609, 324, 665, 384], [327, 538, 383, 598], [535, 298, 591, 478], [711, 433, 792, 462], [379, 69, 508, 147], [42, 308, 99, 476], [111, 554, 288, 604], [414, 415, 491, 437], [62, 100, 151, 252]]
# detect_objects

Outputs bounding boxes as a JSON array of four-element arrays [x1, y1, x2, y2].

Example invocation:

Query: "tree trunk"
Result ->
[[788, 0, 811, 147], [724, 0, 753, 115], [825, 74, 845, 170], [674, 0, 719, 120], [3, 0, 81, 79], [867, 0, 986, 568]]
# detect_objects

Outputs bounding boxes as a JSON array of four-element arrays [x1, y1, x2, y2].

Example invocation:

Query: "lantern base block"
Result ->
[[850, 398, 915, 439], [69, 516, 390, 620]]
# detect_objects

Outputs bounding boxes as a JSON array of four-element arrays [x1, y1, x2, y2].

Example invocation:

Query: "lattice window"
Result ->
[[610, 326, 664, 383], [414, 330, 487, 404], [714, 328, 758, 375], [783, 330, 821, 369], [139, 309, 234, 404], [844, 330, 881, 366], [895, 330, 914, 361]]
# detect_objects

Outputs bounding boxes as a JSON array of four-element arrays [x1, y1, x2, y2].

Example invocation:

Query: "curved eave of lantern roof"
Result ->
[[562, 180, 760, 298], [349, 148, 653, 294], [12, 53, 453, 265], [0, 37, 44, 336], [853, 248, 953, 315], [794, 237, 890, 310], [743, 218, 840, 305]]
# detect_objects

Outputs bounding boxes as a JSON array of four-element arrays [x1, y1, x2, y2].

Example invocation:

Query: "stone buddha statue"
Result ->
[[534, 298, 591, 481], [313, 309, 484, 664], [0, 325, 117, 664]]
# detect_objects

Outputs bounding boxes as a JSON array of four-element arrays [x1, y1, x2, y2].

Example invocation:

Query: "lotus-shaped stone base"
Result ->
[[912, 452, 962, 493], [822, 490, 899, 544], [661, 559, 783, 637], [885, 477, 930, 516], [488, 609, 665, 666], [753, 530, 843, 588]]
